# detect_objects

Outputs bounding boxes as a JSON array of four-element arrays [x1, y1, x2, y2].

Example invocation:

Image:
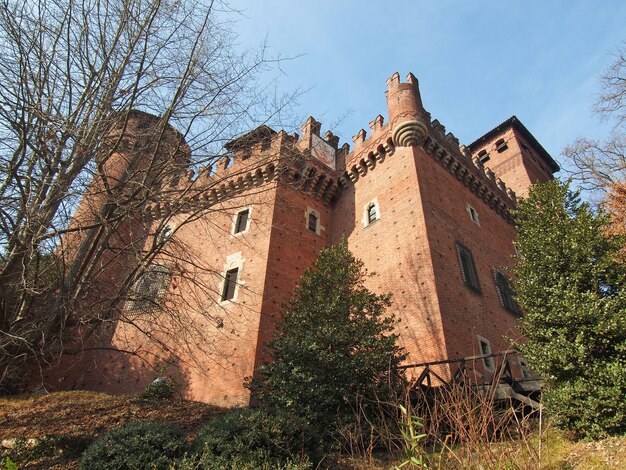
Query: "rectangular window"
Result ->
[[308, 212, 318, 232], [367, 204, 378, 224], [478, 336, 494, 372], [221, 268, 239, 301], [455, 242, 481, 293], [493, 269, 522, 316], [234, 209, 249, 234], [128, 266, 171, 312], [466, 204, 480, 225]]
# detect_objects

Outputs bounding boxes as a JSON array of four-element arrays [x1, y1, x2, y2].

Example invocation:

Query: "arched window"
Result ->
[[367, 203, 378, 225]]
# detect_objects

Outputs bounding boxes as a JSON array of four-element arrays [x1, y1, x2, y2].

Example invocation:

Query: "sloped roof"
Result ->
[[468, 116, 559, 172], [224, 125, 277, 150]]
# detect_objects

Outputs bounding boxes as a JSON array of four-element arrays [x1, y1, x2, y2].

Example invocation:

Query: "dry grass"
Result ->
[[0, 390, 225, 469]]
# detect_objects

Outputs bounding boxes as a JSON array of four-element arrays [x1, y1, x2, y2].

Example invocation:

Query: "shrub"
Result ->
[[141, 376, 180, 400], [514, 181, 626, 438], [79, 421, 186, 470], [249, 239, 406, 440], [186, 407, 317, 469]]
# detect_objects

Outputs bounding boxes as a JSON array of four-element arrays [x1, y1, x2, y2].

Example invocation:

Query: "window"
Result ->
[[221, 268, 239, 301], [455, 242, 481, 293], [518, 358, 532, 379], [495, 138, 508, 153], [233, 209, 250, 234], [466, 204, 480, 225], [493, 269, 522, 316], [477, 149, 490, 163], [478, 336, 494, 372], [308, 212, 318, 232], [305, 208, 321, 235], [159, 226, 173, 243], [127, 265, 171, 312], [367, 203, 378, 225]]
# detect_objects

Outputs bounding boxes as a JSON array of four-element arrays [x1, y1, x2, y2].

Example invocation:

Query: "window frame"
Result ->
[[477, 149, 490, 163], [477, 335, 495, 372], [466, 203, 480, 226], [364, 199, 380, 227], [308, 211, 318, 233], [232, 207, 252, 235], [221, 267, 239, 302], [305, 207, 321, 236], [455, 242, 481, 293], [127, 265, 171, 312], [495, 138, 508, 153], [493, 269, 522, 316]]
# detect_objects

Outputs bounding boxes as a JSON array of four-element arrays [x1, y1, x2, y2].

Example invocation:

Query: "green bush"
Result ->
[[79, 421, 187, 470], [186, 408, 317, 469], [141, 376, 180, 400]]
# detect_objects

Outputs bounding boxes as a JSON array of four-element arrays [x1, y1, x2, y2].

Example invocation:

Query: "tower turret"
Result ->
[[386, 72, 429, 147]]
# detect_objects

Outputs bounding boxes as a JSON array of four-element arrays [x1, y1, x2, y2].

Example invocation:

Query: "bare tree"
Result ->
[[564, 42, 626, 193], [0, 0, 293, 389]]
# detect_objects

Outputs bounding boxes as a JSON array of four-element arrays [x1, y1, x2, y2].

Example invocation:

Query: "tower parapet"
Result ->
[[386, 72, 429, 147]]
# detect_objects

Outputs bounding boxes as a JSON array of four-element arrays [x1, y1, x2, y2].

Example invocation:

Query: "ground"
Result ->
[[0, 391, 225, 469], [1, 391, 625, 469]]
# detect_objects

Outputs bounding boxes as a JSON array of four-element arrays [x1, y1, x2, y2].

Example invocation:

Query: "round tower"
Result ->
[[385, 72, 429, 148]]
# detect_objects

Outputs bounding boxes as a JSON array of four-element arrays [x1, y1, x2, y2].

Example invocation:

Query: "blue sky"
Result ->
[[233, 1, 626, 176]]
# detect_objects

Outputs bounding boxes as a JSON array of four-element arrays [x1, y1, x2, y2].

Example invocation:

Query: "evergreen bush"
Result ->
[[79, 421, 187, 470], [187, 407, 316, 469]]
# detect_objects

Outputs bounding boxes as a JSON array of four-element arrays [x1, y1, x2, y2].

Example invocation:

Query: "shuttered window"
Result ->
[[493, 269, 522, 316], [128, 266, 171, 312], [455, 242, 481, 293]]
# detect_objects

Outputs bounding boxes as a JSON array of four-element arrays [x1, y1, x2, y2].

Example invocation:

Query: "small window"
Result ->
[[221, 267, 239, 301], [466, 204, 480, 225], [478, 336, 494, 372], [495, 138, 508, 153], [128, 265, 171, 312], [455, 242, 481, 293], [477, 149, 490, 163], [234, 209, 250, 234], [367, 203, 378, 225], [308, 212, 318, 232], [493, 269, 522, 316], [159, 226, 173, 243], [519, 358, 532, 379]]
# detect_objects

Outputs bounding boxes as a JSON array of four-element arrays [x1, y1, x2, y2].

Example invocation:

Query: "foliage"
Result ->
[[513, 180, 626, 438], [394, 404, 427, 469], [2, 457, 17, 470], [249, 239, 406, 441], [79, 420, 186, 470], [186, 407, 315, 469], [141, 376, 180, 400]]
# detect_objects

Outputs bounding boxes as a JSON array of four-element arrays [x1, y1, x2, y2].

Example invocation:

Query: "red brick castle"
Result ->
[[48, 73, 558, 405]]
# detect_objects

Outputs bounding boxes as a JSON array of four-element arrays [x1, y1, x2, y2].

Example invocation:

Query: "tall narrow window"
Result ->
[[493, 269, 521, 316], [466, 204, 480, 225], [478, 336, 494, 371], [308, 212, 318, 232], [367, 203, 378, 225], [455, 242, 481, 293], [128, 265, 171, 312], [233, 209, 250, 234], [221, 268, 239, 301]]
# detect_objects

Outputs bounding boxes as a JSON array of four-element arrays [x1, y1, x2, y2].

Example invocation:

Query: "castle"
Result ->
[[47, 72, 558, 406]]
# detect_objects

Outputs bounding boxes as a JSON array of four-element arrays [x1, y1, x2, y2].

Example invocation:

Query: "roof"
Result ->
[[467, 116, 560, 172], [224, 125, 276, 150]]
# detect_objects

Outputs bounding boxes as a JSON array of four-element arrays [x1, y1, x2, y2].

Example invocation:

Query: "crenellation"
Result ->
[[51, 72, 556, 405]]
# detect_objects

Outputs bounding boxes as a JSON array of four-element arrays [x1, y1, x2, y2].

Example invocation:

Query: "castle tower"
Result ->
[[467, 116, 559, 197]]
